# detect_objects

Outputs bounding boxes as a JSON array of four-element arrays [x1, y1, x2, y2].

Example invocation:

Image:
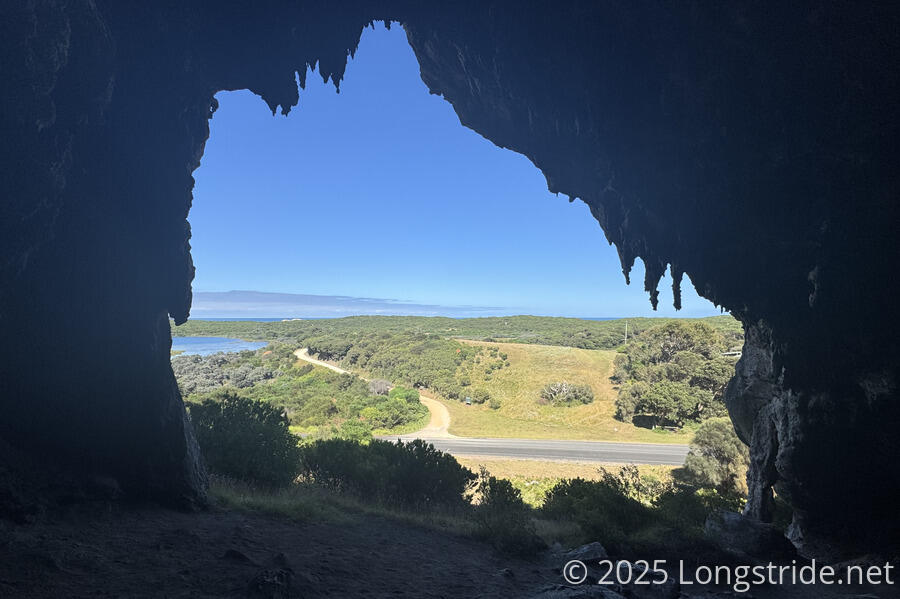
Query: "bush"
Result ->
[[542, 476, 651, 551], [488, 396, 502, 410], [387, 386, 420, 403], [676, 417, 749, 497], [188, 391, 301, 488], [298, 438, 476, 507], [472, 388, 491, 404], [368, 379, 391, 395], [472, 468, 545, 556], [336, 419, 373, 442], [539, 381, 594, 405]]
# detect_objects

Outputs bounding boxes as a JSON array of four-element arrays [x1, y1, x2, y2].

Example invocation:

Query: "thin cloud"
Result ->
[[190, 290, 509, 318]]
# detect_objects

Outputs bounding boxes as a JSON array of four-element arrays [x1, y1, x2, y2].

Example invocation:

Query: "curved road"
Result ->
[[294, 348, 688, 465]]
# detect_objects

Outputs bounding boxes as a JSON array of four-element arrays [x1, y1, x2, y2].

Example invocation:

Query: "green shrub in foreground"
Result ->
[[298, 438, 476, 507], [188, 391, 301, 488], [542, 476, 650, 551], [542, 469, 739, 562], [472, 468, 545, 556]]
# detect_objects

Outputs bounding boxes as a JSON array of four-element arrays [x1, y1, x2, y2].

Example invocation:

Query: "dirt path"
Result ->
[[293, 347, 348, 374], [291, 349, 687, 463], [293, 348, 452, 438], [410, 389, 452, 438]]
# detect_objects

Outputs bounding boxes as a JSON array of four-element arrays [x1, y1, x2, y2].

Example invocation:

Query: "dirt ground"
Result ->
[[0, 503, 897, 598], [0, 503, 544, 598]]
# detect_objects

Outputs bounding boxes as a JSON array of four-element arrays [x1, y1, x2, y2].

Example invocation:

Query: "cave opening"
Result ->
[[3, 4, 899, 584], [188, 23, 716, 320]]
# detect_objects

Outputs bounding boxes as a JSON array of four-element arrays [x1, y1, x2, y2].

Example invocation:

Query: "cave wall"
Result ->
[[2, 0, 898, 558]]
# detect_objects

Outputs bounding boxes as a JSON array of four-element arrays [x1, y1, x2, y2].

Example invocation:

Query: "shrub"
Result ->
[[676, 417, 749, 497], [387, 386, 420, 403], [488, 396, 502, 410], [539, 381, 594, 405], [368, 379, 391, 395], [472, 388, 491, 404], [298, 438, 475, 507], [472, 468, 545, 556], [542, 466, 738, 561], [188, 391, 301, 487], [336, 419, 373, 442], [542, 475, 651, 551]]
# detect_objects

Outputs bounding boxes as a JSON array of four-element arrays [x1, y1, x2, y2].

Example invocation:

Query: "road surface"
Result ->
[[377, 435, 690, 465], [294, 347, 689, 465]]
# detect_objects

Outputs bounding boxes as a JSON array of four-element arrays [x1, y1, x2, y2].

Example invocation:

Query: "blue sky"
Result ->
[[190, 24, 719, 319]]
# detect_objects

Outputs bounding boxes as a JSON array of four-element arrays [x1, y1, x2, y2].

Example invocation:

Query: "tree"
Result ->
[[612, 321, 735, 428], [614, 380, 648, 422], [678, 417, 749, 497]]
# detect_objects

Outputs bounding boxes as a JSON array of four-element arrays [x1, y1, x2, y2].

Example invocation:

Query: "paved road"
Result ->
[[295, 347, 689, 466], [377, 435, 690, 466]]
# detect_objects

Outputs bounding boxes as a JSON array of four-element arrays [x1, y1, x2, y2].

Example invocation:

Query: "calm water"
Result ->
[[171, 336, 267, 357]]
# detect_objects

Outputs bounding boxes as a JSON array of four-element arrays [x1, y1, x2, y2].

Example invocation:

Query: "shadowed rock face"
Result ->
[[2, 1, 898, 557]]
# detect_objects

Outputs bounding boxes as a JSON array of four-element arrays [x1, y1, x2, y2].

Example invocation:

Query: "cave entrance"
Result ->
[[188, 23, 715, 320]]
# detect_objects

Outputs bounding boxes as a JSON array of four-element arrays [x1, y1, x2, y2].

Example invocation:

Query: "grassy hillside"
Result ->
[[170, 315, 741, 444], [440, 340, 692, 443]]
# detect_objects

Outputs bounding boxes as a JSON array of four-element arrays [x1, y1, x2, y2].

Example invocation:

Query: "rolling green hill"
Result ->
[[172, 314, 742, 351], [440, 340, 693, 443]]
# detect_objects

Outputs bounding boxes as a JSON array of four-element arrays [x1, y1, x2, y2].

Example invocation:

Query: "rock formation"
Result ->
[[2, 1, 898, 559]]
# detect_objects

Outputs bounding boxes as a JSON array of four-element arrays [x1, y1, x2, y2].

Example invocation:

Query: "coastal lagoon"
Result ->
[[171, 336, 267, 356]]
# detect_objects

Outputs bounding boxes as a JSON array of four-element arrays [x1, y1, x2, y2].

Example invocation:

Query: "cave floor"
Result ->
[[0, 502, 895, 598], [0, 502, 545, 598]]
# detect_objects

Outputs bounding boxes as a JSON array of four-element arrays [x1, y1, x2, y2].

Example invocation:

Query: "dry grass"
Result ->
[[209, 476, 475, 537], [455, 457, 676, 508], [442, 340, 691, 444], [454, 457, 675, 481]]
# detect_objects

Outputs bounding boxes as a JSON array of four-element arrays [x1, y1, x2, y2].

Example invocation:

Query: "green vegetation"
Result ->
[[172, 315, 742, 443], [539, 381, 594, 405], [298, 438, 476, 507], [454, 458, 675, 508], [196, 395, 750, 561], [442, 340, 690, 443], [178, 314, 752, 561], [613, 321, 737, 429], [173, 344, 427, 437], [470, 467, 545, 556], [189, 392, 301, 487], [677, 417, 750, 497], [540, 465, 735, 562], [172, 314, 742, 351], [304, 331, 486, 402]]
